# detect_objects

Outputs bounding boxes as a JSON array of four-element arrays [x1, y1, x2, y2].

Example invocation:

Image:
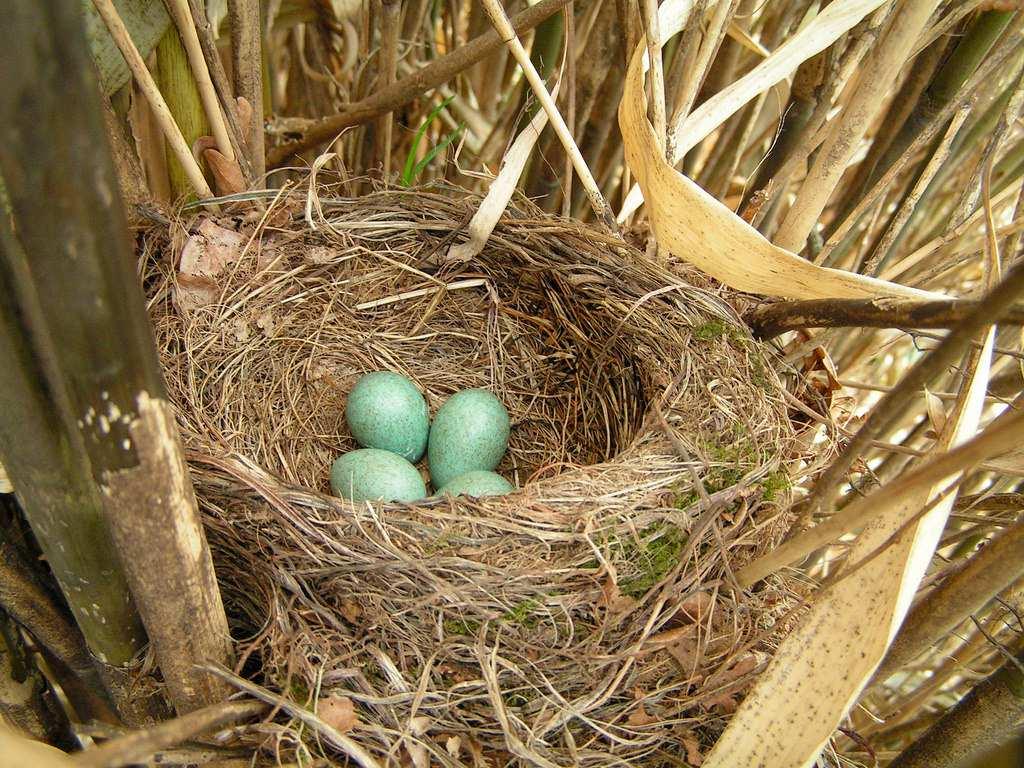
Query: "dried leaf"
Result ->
[[0, 459, 13, 493], [705, 692, 738, 714], [236, 96, 253, 138], [317, 695, 357, 733], [446, 735, 461, 757], [597, 574, 637, 616], [923, 388, 947, 437], [202, 147, 246, 195], [256, 310, 277, 338], [447, 83, 560, 263], [339, 599, 363, 624], [678, 591, 714, 623], [179, 219, 245, 277], [618, 0, 941, 301], [681, 731, 704, 766], [627, 706, 659, 726]]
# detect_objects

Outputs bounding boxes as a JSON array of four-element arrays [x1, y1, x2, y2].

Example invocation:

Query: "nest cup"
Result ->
[[147, 189, 797, 766]]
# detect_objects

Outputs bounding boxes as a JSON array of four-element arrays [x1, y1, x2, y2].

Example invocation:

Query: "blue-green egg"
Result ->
[[330, 449, 427, 502], [437, 470, 514, 498], [345, 371, 429, 462], [428, 389, 510, 488]]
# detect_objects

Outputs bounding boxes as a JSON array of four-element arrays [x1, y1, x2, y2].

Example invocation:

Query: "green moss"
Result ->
[[443, 617, 480, 636], [693, 319, 729, 341], [289, 678, 311, 705], [760, 471, 790, 501], [620, 525, 687, 598], [501, 599, 540, 628]]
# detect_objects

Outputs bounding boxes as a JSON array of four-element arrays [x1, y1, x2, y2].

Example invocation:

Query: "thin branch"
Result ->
[[745, 297, 1024, 339], [478, 0, 617, 229], [798, 259, 1024, 523], [876, 516, 1024, 682], [738, 406, 1024, 587], [267, 0, 573, 166], [71, 700, 267, 768]]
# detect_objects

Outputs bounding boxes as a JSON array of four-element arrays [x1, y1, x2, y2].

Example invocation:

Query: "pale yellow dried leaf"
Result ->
[[617, 0, 940, 300], [447, 84, 559, 263]]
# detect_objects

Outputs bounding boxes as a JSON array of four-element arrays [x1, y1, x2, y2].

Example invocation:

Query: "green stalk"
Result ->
[[155, 25, 209, 199], [0, 220, 145, 672], [0, 0, 231, 715], [869, 9, 1015, 187]]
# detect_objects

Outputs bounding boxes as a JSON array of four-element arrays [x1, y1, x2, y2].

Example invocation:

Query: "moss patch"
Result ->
[[620, 525, 688, 598]]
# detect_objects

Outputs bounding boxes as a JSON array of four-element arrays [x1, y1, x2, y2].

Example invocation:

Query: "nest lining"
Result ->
[[145, 188, 799, 767]]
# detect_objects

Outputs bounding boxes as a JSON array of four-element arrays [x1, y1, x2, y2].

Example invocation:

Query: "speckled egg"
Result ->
[[345, 371, 429, 462], [428, 389, 510, 488], [330, 449, 427, 502], [437, 470, 514, 498]]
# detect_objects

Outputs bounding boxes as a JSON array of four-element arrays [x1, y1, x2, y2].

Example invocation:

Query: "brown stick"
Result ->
[[228, 0, 265, 179], [266, 0, 573, 166], [378, 0, 401, 178], [876, 517, 1024, 681], [71, 700, 266, 768], [745, 297, 1024, 338], [799, 259, 1024, 522], [0, 542, 103, 696]]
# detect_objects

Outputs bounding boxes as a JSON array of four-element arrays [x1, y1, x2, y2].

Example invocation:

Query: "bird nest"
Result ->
[[143, 187, 802, 767]]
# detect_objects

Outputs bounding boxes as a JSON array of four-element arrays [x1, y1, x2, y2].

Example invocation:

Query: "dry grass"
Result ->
[[141, 186, 807, 765]]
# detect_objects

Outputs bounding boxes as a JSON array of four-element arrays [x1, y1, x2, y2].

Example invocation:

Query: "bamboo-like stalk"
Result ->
[[2, 0, 231, 715], [156, 26, 211, 199], [89, 0, 213, 200], [773, 0, 942, 253], [165, 0, 233, 160], [478, 0, 617, 230], [888, 638, 1024, 768], [876, 516, 1024, 682], [826, 105, 971, 272], [667, 0, 738, 166], [228, 0, 265, 179], [871, 9, 1016, 191], [0, 230, 146, 677], [186, 0, 251, 182]]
